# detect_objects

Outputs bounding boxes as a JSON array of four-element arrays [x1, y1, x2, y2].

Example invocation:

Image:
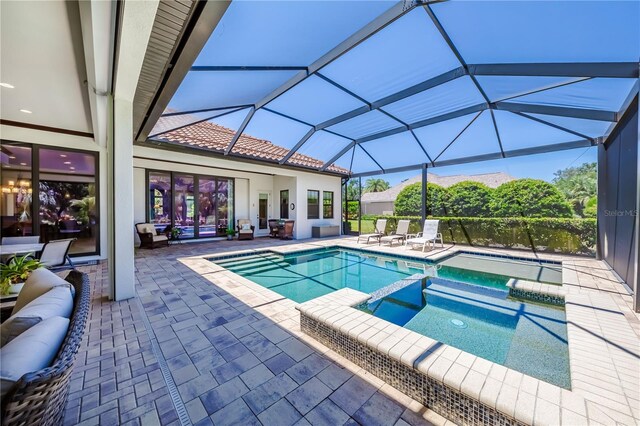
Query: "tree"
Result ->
[[447, 181, 493, 217], [553, 162, 596, 217], [490, 179, 574, 218], [363, 178, 390, 193], [394, 183, 448, 216], [345, 179, 360, 201]]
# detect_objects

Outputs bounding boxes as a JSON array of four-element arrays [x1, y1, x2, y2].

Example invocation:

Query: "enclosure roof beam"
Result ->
[[225, 106, 255, 154], [468, 62, 639, 78], [321, 141, 356, 172], [495, 102, 618, 122], [349, 138, 595, 177], [150, 106, 244, 138]]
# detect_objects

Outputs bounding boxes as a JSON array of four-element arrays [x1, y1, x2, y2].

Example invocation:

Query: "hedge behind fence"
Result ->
[[359, 215, 596, 255]]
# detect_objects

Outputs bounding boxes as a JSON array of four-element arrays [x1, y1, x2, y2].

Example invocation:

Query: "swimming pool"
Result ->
[[213, 247, 569, 387], [359, 276, 570, 388], [212, 247, 561, 303]]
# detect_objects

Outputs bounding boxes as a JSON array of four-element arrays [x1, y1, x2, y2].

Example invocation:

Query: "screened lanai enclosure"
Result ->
[[136, 0, 639, 311]]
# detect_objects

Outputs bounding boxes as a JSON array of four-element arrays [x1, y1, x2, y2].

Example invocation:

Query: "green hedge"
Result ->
[[359, 215, 596, 255]]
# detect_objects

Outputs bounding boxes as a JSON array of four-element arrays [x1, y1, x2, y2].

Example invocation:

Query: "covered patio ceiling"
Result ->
[[148, 0, 639, 177]]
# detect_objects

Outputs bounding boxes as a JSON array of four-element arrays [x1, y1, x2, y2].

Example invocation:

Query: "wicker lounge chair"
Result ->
[[357, 219, 387, 244], [135, 223, 169, 249], [237, 219, 255, 240]]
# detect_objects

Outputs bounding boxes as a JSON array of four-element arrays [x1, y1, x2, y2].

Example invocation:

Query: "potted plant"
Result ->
[[0, 255, 43, 296], [170, 227, 183, 241], [226, 228, 236, 241]]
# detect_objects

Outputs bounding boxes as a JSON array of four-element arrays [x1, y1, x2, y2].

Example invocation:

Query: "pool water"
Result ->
[[213, 248, 560, 303], [213, 247, 569, 388], [360, 277, 570, 388]]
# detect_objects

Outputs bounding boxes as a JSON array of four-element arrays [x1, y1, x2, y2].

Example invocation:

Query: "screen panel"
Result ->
[[266, 75, 366, 125], [293, 131, 352, 165], [475, 76, 585, 103], [526, 114, 612, 138], [238, 109, 312, 151], [431, 1, 640, 63], [507, 78, 638, 112], [320, 7, 461, 101], [436, 111, 501, 162], [195, 0, 396, 66], [327, 110, 402, 140], [168, 70, 299, 112], [493, 111, 579, 151], [412, 113, 479, 160], [361, 132, 429, 169], [381, 77, 484, 124]]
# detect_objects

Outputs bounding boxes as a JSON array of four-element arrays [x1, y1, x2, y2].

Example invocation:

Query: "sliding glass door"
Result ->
[[147, 171, 234, 239]]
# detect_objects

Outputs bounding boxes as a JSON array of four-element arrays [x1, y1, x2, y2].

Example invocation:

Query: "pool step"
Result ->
[[215, 254, 282, 267]]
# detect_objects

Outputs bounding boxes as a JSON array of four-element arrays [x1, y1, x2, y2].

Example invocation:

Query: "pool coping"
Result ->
[[180, 242, 639, 425]]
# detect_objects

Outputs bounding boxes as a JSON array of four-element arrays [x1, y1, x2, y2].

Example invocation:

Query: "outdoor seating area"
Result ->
[[0, 0, 638, 425]]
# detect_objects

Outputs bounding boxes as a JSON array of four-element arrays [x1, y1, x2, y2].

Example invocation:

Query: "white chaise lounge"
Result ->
[[379, 219, 410, 246], [357, 219, 387, 244], [405, 219, 443, 252]]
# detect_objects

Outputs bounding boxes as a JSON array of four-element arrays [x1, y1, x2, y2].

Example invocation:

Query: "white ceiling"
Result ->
[[0, 1, 92, 133]]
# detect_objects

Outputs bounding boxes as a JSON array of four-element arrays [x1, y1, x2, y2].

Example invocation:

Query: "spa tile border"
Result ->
[[296, 289, 582, 426], [506, 279, 565, 305]]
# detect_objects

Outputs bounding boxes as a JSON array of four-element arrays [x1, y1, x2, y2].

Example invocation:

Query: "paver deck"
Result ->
[[64, 236, 639, 425], [64, 237, 449, 426]]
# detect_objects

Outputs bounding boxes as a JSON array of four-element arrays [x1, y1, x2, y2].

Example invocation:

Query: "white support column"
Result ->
[[108, 0, 159, 300], [108, 98, 136, 300]]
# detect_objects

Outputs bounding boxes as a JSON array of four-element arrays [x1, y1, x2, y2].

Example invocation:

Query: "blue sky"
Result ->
[[369, 146, 597, 187]]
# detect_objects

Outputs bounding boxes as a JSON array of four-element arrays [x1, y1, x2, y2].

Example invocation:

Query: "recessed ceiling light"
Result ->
[[8, 156, 15, 159], [63, 161, 71, 165], [59, 154, 67, 158], [69, 167, 75, 170], [20, 109, 32, 114], [0, 83, 14, 89], [20, 162, 27, 166]]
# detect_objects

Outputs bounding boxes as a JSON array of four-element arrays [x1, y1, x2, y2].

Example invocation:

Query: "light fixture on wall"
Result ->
[[1, 180, 31, 194]]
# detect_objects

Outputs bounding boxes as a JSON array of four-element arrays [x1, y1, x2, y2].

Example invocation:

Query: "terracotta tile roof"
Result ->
[[150, 112, 349, 174]]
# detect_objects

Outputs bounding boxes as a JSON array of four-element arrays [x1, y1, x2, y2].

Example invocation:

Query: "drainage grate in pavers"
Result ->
[[135, 296, 192, 426]]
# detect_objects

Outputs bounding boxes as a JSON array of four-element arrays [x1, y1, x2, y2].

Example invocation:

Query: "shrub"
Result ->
[[394, 183, 422, 216], [447, 181, 493, 217], [394, 183, 448, 216], [583, 196, 597, 218], [346, 200, 359, 219], [490, 179, 574, 218]]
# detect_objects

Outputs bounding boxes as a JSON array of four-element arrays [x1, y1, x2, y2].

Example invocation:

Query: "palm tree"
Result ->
[[364, 178, 390, 193]]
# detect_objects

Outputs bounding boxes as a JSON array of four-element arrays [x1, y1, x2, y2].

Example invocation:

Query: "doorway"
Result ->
[[258, 192, 270, 232]]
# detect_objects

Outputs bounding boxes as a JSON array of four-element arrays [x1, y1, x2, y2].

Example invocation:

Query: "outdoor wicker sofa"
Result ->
[[1, 270, 90, 426]]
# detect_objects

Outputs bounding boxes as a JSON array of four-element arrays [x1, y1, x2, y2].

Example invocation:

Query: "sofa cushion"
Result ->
[[0, 316, 70, 398], [152, 234, 168, 242], [137, 223, 156, 235], [12, 268, 74, 315], [1, 286, 74, 347]]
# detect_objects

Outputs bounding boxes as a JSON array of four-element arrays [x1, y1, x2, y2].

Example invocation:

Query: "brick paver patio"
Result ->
[[64, 238, 445, 426]]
